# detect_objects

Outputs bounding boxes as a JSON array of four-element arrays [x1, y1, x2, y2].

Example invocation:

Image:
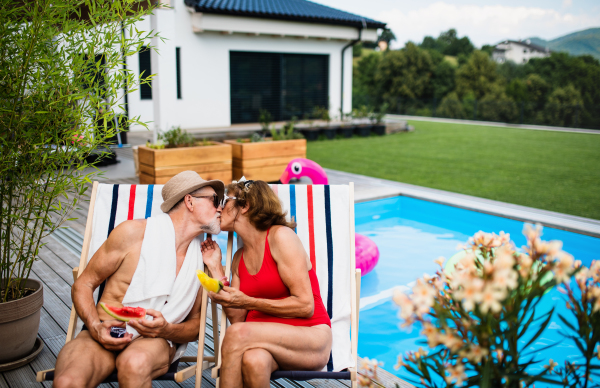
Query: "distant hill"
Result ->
[[526, 28, 600, 59]]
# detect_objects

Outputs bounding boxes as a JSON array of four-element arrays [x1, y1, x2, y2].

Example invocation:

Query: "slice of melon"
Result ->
[[196, 270, 224, 293], [100, 302, 146, 322]]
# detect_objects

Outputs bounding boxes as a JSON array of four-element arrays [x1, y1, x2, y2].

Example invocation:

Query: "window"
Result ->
[[176, 47, 182, 99], [139, 46, 152, 100], [230, 52, 329, 123]]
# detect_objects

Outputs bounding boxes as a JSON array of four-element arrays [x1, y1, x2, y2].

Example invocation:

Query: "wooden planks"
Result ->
[[137, 143, 232, 185], [225, 139, 306, 182], [140, 169, 232, 185], [1, 175, 412, 388]]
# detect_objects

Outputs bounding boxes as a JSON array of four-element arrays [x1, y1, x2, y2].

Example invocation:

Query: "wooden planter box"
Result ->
[[138, 142, 232, 184], [224, 139, 306, 182]]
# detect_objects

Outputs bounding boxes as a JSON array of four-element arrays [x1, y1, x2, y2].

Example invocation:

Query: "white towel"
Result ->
[[122, 213, 202, 360]]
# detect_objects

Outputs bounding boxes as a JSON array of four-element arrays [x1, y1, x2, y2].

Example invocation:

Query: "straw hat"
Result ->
[[160, 171, 225, 213]]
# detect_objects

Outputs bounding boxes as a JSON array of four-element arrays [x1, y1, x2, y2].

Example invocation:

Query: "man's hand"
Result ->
[[201, 237, 224, 277], [128, 309, 170, 339], [92, 320, 133, 351], [209, 286, 248, 309]]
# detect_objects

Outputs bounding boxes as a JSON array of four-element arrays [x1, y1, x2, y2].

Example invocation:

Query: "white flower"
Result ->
[[493, 246, 515, 270], [412, 279, 436, 308], [480, 285, 506, 314], [434, 256, 445, 267], [421, 323, 440, 347], [460, 345, 489, 363], [445, 362, 466, 386], [439, 332, 463, 352], [393, 292, 414, 320], [493, 268, 519, 291], [591, 286, 600, 313], [544, 359, 558, 373], [454, 278, 484, 311], [553, 252, 574, 283], [523, 223, 543, 241]]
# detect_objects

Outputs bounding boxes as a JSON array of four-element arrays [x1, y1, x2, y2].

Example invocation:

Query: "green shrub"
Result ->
[[436, 92, 467, 119], [158, 127, 195, 148], [0, 0, 156, 301]]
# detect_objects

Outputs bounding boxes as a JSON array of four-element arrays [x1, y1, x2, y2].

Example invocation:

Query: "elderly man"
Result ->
[[54, 171, 224, 388]]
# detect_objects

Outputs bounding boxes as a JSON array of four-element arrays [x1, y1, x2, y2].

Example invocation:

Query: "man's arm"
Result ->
[[128, 285, 204, 343], [72, 220, 145, 350]]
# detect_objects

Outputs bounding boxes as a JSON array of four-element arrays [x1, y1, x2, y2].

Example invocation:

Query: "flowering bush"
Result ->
[[358, 358, 384, 388], [393, 225, 582, 387], [553, 260, 600, 387]]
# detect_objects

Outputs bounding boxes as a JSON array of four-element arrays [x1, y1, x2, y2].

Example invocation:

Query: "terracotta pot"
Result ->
[[0, 279, 43, 364]]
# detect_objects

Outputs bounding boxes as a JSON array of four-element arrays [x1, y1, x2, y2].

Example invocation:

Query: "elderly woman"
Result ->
[[200, 180, 332, 388]]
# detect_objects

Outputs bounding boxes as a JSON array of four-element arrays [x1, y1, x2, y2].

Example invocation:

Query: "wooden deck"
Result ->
[[0, 176, 412, 388]]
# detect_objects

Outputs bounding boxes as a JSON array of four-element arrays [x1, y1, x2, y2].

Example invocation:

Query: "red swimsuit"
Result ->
[[239, 229, 331, 327]]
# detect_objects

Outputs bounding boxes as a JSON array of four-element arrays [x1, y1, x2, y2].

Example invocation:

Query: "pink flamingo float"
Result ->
[[280, 158, 380, 276]]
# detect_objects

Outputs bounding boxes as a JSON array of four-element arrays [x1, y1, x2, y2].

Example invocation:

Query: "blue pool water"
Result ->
[[355, 196, 600, 383]]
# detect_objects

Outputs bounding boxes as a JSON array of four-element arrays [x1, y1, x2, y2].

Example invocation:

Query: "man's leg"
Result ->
[[115, 337, 176, 388], [220, 322, 332, 388], [54, 330, 117, 388]]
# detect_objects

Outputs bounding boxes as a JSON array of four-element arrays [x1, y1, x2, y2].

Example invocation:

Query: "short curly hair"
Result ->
[[225, 180, 296, 231]]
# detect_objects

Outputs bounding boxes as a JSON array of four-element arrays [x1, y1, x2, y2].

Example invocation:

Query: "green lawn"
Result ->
[[306, 121, 600, 220]]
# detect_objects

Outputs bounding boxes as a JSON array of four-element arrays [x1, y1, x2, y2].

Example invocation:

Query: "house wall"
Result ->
[[493, 42, 549, 64], [126, 1, 372, 132]]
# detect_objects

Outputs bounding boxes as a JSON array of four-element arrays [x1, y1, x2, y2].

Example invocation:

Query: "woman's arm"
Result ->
[[201, 239, 248, 323], [210, 226, 315, 319]]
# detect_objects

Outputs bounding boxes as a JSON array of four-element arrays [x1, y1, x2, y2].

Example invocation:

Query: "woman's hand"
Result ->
[[201, 237, 223, 276], [209, 286, 248, 309]]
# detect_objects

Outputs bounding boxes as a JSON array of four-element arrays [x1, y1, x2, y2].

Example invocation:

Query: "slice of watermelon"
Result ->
[[100, 302, 146, 322]]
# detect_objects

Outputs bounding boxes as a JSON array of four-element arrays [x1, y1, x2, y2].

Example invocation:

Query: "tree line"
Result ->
[[353, 29, 600, 129]]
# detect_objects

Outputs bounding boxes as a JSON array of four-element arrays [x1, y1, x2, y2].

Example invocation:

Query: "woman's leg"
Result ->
[[241, 348, 278, 388], [220, 322, 332, 388]]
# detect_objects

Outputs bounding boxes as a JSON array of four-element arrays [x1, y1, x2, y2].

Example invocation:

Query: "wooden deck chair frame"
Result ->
[[37, 181, 219, 387], [210, 183, 361, 388]]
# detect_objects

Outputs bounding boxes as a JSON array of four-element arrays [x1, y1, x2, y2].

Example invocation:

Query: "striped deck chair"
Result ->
[[37, 182, 222, 387], [212, 183, 361, 388]]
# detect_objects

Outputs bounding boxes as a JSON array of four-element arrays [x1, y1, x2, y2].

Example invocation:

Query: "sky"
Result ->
[[315, 0, 600, 48]]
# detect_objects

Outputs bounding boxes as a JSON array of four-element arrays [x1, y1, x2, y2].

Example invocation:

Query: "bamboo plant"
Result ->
[[0, 0, 159, 302]]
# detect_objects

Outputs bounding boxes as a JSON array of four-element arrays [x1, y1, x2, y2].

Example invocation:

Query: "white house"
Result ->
[[492, 39, 550, 64], [124, 0, 385, 132]]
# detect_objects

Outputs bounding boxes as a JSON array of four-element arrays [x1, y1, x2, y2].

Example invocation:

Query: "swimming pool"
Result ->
[[355, 196, 600, 384]]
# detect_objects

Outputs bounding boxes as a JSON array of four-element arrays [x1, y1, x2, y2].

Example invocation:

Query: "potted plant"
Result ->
[[0, 0, 156, 368], [370, 103, 389, 136], [258, 108, 273, 140], [338, 110, 354, 138], [139, 127, 232, 184], [352, 105, 373, 137], [299, 106, 326, 141], [224, 119, 306, 182]]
